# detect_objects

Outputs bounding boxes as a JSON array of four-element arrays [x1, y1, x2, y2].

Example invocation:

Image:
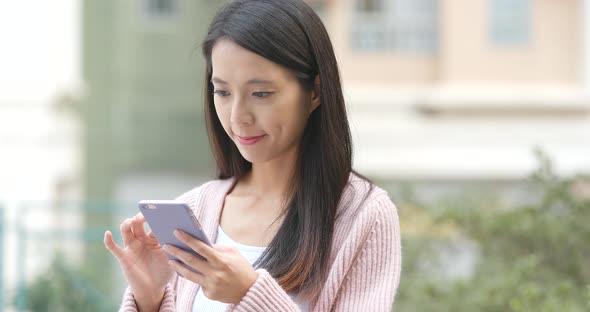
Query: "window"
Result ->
[[352, 0, 438, 52], [490, 0, 530, 45], [357, 0, 384, 12], [143, 0, 178, 20]]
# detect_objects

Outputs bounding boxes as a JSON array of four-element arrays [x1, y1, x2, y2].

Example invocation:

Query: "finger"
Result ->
[[174, 230, 218, 262], [163, 244, 211, 275], [131, 215, 149, 241], [135, 213, 156, 242], [169, 260, 206, 286], [120, 218, 134, 247], [146, 230, 159, 244], [213, 244, 236, 252], [104, 230, 124, 261]]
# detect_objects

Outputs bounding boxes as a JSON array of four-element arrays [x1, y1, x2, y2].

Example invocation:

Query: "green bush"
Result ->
[[20, 253, 118, 312], [396, 151, 590, 311]]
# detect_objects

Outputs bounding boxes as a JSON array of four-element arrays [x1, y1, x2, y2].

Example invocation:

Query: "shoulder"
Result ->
[[327, 172, 400, 276], [334, 173, 399, 242], [339, 172, 397, 220], [174, 177, 235, 214]]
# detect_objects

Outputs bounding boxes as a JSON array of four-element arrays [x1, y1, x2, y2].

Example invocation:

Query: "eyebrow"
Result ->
[[211, 77, 274, 85]]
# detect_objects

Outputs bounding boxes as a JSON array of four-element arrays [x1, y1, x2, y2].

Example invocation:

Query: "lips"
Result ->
[[235, 134, 266, 145]]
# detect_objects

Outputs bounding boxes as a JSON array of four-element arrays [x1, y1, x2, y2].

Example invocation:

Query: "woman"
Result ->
[[104, 0, 401, 311]]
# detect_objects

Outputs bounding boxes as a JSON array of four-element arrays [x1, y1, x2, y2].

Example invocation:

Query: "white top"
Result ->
[[192, 226, 310, 312]]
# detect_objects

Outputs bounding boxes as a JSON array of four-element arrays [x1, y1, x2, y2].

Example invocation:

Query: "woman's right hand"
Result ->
[[104, 212, 174, 311]]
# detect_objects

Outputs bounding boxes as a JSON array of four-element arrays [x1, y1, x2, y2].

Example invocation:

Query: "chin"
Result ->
[[237, 150, 273, 164], [236, 150, 262, 163]]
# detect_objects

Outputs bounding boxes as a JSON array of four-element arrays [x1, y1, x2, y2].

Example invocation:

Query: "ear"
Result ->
[[308, 75, 321, 114]]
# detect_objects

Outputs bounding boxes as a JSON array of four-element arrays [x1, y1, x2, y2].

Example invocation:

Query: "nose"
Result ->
[[230, 97, 254, 125]]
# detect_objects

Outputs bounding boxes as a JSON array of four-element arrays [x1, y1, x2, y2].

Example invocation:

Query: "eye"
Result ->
[[252, 91, 273, 98], [213, 90, 230, 97]]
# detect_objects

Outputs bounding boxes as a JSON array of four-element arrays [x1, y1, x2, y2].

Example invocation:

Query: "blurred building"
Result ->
[[82, 0, 222, 204], [311, 0, 590, 191]]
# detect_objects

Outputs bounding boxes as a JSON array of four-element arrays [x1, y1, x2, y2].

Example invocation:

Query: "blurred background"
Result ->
[[0, 0, 589, 311]]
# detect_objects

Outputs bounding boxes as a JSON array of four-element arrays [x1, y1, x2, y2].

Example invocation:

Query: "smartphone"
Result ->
[[138, 200, 212, 274]]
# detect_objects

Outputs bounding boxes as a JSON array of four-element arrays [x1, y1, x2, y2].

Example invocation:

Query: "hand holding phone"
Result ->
[[138, 200, 212, 273]]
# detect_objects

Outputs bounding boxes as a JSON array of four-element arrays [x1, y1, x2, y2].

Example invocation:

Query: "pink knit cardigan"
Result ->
[[119, 173, 402, 311]]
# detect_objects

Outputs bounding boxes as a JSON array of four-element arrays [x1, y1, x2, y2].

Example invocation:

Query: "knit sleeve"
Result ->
[[226, 269, 300, 312], [330, 196, 402, 311], [119, 283, 176, 312]]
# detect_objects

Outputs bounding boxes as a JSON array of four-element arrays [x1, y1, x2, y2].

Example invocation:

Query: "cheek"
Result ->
[[273, 100, 309, 139]]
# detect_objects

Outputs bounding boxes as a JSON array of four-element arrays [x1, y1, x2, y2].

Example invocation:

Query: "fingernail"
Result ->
[[174, 230, 182, 237]]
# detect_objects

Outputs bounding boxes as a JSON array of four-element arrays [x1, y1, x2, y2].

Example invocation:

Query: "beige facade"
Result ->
[[318, 0, 582, 85], [440, 0, 579, 84]]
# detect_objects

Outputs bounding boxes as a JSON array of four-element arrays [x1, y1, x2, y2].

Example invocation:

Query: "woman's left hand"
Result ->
[[162, 229, 259, 304]]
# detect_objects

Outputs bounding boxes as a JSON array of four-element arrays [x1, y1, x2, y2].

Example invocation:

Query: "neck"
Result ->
[[242, 148, 298, 199]]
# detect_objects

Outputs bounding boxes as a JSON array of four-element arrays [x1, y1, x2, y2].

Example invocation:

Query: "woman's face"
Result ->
[[210, 39, 319, 164]]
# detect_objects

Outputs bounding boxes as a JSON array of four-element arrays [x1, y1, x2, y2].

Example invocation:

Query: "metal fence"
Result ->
[[3, 200, 136, 312]]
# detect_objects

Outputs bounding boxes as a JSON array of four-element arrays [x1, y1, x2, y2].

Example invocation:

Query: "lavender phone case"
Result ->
[[138, 200, 212, 274]]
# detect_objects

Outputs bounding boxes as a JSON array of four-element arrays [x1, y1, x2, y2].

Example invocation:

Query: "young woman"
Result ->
[[104, 0, 401, 311]]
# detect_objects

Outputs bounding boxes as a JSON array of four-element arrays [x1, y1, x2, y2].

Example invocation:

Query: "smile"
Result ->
[[235, 134, 266, 145]]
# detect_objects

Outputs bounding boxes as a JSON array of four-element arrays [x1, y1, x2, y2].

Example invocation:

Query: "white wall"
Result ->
[[0, 1, 82, 309], [346, 85, 590, 180]]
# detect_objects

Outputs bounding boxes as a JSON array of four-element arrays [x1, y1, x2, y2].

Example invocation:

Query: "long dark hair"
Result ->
[[202, 0, 353, 298]]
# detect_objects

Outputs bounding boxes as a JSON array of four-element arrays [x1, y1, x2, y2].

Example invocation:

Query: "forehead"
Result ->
[[211, 39, 294, 84]]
